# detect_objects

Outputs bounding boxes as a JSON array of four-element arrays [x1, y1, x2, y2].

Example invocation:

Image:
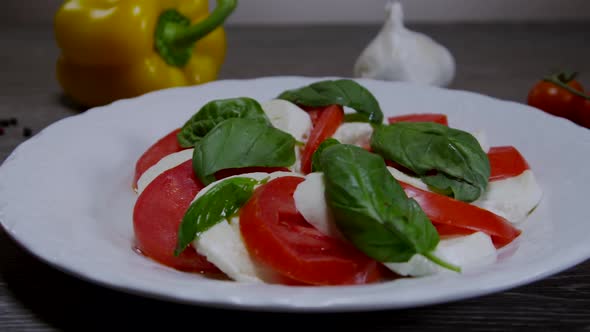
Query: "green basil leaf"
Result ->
[[175, 177, 261, 256], [321, 144, 440, 262], [421, 173, 481, 202], [193, 118, 296, 185], [344, 113, 371, 123], [311, 138, 340, 172], [177, 97, 270, 148], [370, 122, 490, 202], [277, 79, 383, 124]]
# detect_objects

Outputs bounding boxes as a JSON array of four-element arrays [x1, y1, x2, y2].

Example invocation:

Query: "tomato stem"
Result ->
[[543, 73, 590, 101], [423, 252, 462, 273]]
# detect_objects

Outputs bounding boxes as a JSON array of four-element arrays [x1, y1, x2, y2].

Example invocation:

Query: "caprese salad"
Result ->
[[132, 80, 542, 285]]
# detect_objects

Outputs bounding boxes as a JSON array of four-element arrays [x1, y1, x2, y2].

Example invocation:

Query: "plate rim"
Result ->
[[2, 76, 590, 312]]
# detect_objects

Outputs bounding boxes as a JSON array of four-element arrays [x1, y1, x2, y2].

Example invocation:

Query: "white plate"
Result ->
[[1, 77, 589, 312]]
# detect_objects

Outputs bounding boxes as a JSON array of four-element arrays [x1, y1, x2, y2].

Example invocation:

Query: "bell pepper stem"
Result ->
[[543, 72, 590, 101], [171, 0, 237, 46], [155, 0, 237, 67]]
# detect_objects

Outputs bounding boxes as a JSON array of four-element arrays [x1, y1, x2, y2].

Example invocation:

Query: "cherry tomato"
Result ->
[[574, 97, 590, 128], [134, 128, 185, 189], [487, 146, 530, 181], [300, 105, 344, 174], [240, 176, 382, 285], [401, 182, 521, 248], [527, 79, 584, 120], [133, 160, 220, 273], [388, 113, 448, 126]]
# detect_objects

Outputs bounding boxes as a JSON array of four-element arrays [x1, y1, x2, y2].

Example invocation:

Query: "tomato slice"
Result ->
[[301, 107, 322, 127], [401, 182, 521, 248], [488, 146, 530, 181], [300, 105, 344, 174], [434, 224, 475, 237], [240, 176, 382, 285], [134, 128, 185, 189], [133, 160, 219, 273], [388, 113, 448, 126]]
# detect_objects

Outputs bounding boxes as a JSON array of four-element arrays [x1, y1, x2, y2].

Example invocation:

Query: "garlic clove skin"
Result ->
[[353, 1, 456, 87]]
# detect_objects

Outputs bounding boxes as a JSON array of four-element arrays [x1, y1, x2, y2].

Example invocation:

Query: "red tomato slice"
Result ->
[[134, 128, 185, 189], [215, 167, 290, 180], [240, 176, 382, 285], [301, 107, 322, 127], [434, 224, 475, 237], [133, 160, 219, 273], [401, 182, 521, 248], [488, 146, 530, 181], [300, 105, 344, 174], [388, 113, 448, 126]]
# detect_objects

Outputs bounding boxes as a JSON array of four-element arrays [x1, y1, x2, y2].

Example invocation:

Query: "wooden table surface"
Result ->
[[1, 23, 589, 331]]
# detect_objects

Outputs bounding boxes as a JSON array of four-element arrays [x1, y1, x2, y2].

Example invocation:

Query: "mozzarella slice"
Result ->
[[385, 232, 497, 277], [332, 122, 374, 147], [136, 149, 193, 195], [262, 99, 311, 142], [261, 99, 311, 173], [293, 172, 344, 240], [193, 217, 280, 283], [191, 171, 303, 283], [473, 170, 542, 223]]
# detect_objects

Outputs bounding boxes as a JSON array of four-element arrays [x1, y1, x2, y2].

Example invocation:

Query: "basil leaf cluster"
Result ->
[[278, 79, 384, 124], [177, 97, 270, 148], [175, 177, 261, 256], [192, 118, 296, 185], [371, 122, 490, 202]]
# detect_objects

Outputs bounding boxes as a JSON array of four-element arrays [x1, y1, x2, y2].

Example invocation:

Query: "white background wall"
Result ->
[[218, 0, 590, 24]]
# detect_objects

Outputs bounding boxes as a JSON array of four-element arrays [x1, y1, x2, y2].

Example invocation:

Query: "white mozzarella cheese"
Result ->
[[385, 232, 497, 277], [193, 217, 280, 283], [473, 170, 542, 224], [293, 172, 344, 240], [191, 171, 303, 283], [136, 149, 193, 195], [261, 99, 312, 173], [261, 99, 312, 142], [331, 122, 374, 147]]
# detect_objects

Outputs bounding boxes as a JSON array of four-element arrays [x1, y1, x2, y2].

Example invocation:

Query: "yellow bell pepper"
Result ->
[[54, 0, 237, 107]]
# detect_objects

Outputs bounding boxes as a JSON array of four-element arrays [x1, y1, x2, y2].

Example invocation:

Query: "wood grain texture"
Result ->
[[1, 23, 590, 331]]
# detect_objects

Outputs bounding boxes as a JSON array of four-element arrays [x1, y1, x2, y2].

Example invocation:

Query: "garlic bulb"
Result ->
[[353, 1, 456, 87]]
